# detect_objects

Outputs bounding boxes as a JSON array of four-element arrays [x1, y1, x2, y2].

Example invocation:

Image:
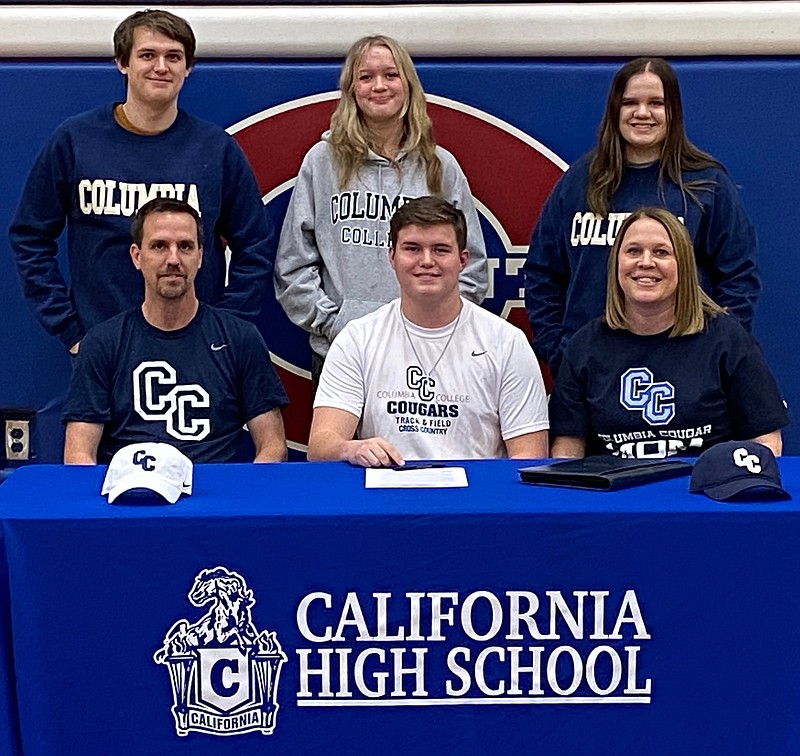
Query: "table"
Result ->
[[1, 459, 799, 755]]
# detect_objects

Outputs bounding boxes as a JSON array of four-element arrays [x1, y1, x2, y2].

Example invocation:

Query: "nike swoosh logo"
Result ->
[[471, 350, 488, 357], [210, 343, 229, 351]]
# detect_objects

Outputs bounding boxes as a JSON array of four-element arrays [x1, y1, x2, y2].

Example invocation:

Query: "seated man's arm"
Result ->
[[751, 429, 782, 457], [64, 422, 104, 464], [505, 430, 549, 459], [308, 406, 404, 467], [550, 436, 586, 459], [248, 408, 288, 462]]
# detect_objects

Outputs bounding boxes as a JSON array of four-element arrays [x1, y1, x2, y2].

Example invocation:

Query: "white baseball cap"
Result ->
[[102, 443, 193, 504]]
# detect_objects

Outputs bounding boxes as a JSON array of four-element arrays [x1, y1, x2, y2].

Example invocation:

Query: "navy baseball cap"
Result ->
[[690, 441, 790, 502]]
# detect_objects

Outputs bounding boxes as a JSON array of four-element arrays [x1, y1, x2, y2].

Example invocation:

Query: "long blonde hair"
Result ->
[[605, 207, 725, 337], [328, 35, 442, 193]]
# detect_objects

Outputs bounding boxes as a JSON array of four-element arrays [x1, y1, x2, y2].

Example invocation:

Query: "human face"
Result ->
[[116, 27, 190, 108], [131, 211, 202, 302], [618, 71, 667, 164], [390, 223, 468, 304], [617, 217, 678, 312], [354, 45, 407, 127]]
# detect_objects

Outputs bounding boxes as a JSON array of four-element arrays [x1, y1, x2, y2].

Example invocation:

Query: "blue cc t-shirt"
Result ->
[[64, 304, 288, 462], [549, 315, 788, 458]]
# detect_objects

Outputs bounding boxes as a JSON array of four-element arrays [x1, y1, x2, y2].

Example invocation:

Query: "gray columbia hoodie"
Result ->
[[275, 133, 489, 358]]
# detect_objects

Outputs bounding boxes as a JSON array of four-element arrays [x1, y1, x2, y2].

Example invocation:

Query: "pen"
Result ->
[[390, 463, 448, 471]]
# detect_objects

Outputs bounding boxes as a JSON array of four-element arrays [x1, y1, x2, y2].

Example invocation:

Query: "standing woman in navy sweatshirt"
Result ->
[[523, 57, 759, 377]]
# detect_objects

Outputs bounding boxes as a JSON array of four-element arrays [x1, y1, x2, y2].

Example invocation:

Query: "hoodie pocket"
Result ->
[[329, 299, 388, 341]]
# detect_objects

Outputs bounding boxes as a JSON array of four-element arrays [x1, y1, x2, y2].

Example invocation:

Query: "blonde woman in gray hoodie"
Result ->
[[275, 35, 488, 387]]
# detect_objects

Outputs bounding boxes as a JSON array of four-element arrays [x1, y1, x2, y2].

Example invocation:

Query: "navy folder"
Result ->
[[519, 456, 692, 491]]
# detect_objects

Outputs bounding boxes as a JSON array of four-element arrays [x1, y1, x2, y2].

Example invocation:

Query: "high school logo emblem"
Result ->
[[153, 566, 286, 737]]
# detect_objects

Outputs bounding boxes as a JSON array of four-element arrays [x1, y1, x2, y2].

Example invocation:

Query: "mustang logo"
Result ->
[[154, 566, 286, 737]]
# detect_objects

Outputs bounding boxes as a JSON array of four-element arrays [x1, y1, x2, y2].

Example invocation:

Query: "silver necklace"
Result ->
[[400, 307, 462, 381]]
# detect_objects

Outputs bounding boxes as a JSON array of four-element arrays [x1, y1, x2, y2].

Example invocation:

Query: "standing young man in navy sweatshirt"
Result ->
[[9, 9, 274, 355]]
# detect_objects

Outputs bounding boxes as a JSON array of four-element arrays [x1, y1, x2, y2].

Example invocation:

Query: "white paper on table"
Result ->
[[364, 466, 468, 489]]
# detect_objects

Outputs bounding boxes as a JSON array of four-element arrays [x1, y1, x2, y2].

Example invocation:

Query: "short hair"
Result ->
[[389, 196, 467, 251], [605, 207, 724, 337], [114, 9, 196, 69], [131, 198, 203, 248]]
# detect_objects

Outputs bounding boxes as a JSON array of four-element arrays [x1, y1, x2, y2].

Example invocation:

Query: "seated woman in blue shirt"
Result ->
[[549, 207, 787, 460]]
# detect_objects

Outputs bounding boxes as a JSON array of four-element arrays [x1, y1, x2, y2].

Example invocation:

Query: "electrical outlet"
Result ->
[[5, 419, 30, 461]]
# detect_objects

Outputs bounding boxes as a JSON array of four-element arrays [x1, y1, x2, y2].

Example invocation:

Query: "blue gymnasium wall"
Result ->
[[0, 56, 798, 460]]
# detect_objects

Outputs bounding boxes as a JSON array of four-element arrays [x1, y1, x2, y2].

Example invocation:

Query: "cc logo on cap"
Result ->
[[732, 447, 761, 474], [133, 449, 157, 472]]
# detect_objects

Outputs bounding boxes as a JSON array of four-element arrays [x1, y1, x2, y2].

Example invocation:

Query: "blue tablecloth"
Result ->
[[1, 459, 799, 755]]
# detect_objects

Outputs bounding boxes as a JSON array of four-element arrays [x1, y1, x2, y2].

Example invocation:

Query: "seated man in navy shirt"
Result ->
[[64, 198, 288, 464]]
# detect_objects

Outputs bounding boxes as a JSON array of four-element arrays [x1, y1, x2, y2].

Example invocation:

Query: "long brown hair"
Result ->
[[328, 35, 442, 193], [588, 58, 721, 218]]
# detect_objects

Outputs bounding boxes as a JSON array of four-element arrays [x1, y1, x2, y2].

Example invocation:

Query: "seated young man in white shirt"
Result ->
[[308, 196, 548, 467]]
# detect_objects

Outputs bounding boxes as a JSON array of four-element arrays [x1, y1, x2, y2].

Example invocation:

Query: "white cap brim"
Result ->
[[104, 473, 183, 504]]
